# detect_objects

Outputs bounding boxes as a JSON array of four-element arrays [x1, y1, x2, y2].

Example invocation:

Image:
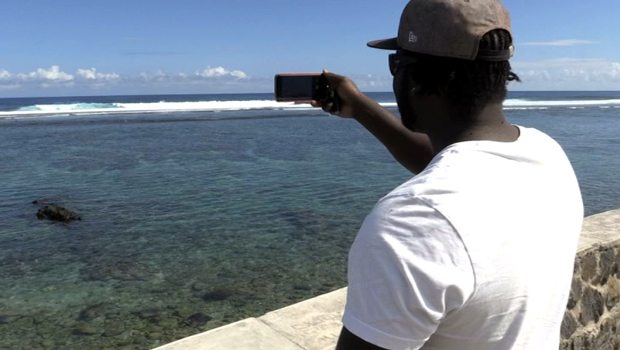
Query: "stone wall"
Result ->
[[561, 242, 620, 349]]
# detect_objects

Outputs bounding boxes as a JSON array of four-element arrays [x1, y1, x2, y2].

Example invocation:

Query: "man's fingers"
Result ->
[[322, 70, 343, 87], [312, 98, 339, 115], [323, 71, 352, 95], [311, 99, 329, 112], [323, 70, 346, 80]]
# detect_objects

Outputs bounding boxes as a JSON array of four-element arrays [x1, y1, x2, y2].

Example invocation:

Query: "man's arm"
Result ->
[[336, 327, 388, 350], [314, 71, 434, 174]]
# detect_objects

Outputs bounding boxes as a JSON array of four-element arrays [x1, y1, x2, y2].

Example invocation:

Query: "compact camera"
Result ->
[[274, 73, 340, 113]]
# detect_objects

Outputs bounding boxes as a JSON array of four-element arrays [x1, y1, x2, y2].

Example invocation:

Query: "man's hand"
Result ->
[[311, 70, 434, 174], [312, 70, 366, 119]]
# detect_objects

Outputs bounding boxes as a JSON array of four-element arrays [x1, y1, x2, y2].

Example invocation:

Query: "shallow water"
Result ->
[[0, 115, 411, 349], [0, 93, 619, 349]]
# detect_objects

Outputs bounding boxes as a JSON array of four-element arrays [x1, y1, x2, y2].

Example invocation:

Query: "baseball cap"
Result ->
[[368, 0, 514, 61]]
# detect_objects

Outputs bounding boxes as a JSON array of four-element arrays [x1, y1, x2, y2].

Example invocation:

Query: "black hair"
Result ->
[[405, 29, 520, 119]]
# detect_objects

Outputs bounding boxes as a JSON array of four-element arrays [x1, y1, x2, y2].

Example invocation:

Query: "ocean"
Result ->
[[0, 91, 619, 349]]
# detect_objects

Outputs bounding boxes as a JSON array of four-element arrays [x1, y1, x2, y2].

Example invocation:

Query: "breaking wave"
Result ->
[[504, 98, 620, 109], [3, 100, 315, 117], [1, 97, 619, 119]]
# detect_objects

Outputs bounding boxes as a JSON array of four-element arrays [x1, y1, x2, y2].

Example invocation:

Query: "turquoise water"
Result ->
[[0, 92, 619, 349], [0, 112, 410, 350]]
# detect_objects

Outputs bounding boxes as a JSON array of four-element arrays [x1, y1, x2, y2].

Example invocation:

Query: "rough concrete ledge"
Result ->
[[578, 209, 620, 253], [152, 289, 346, 350], [258, 287, 346, 350], [150, 318, 306, 350], [154, 208, 620, 350]]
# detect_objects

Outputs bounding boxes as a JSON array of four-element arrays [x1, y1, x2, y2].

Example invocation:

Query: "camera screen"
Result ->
[[276, 75, 319, 100]]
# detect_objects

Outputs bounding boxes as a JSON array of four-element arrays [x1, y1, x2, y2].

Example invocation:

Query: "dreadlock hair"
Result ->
[[405, 29, 520, 119]]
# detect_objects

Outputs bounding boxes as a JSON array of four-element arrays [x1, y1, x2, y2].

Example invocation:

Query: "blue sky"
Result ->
[[1, 0, 619, 97]]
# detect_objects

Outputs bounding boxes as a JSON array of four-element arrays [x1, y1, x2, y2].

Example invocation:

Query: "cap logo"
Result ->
[[408, 31, 418, 43]]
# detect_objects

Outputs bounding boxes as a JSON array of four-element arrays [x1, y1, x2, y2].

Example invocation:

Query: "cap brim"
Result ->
[[367, 37, 400, 50]]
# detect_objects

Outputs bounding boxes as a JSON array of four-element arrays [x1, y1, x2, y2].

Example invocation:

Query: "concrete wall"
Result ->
[[154, 209, 620, 350]]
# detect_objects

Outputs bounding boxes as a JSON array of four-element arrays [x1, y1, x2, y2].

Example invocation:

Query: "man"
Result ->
[[314, 0, 584, 349]]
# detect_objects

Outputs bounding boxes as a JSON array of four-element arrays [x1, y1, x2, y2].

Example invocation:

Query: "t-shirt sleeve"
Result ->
[[342, 195, 475, 350]]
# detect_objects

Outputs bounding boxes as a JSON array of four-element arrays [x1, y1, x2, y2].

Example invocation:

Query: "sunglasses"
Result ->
[[389, 53, 418, 76]]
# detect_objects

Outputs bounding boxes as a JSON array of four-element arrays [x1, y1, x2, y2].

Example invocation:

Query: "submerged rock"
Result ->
[[158, 318, 177, 328], [74, 323, 99, 336], [41, 340, 54, 348], [185, 313, 212, 328], [78, 303, 107, 320], [202, 288, 234, 302], [79, 260, 152, 282], [192, 282, 208, 291], [174, 307, 192, 318], [148, 332, 163, 340], [103, 325, 125, 337], [293, 284, 313, 291], [0, 313, 24, 324], [135, 308, 161, 320], [36, 204, 81, 222]]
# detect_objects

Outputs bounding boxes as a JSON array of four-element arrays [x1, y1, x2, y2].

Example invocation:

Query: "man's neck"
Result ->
[[427, 104, 519, 152]]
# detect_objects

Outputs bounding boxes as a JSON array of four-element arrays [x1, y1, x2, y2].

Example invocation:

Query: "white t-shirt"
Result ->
[[343, 126, 584, 350]]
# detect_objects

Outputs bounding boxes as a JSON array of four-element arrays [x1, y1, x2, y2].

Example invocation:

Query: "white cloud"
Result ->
[[350, 74, 392, 90], [611, 63, 620, 78], [520, 39, 597, 47], [4, 60, 620, 93], [0, 65, 252, 93], [196, 66, 248, 79], [76, 68, 120, 80], [0, 66, 76, 89], [16, 66, 74, 82], [198, 66, 227, 77], [511, 58, 620, 90], [513, 58, 620, 79], [229, 70, 248, 79], [133, 66, 249, 83], [0, 69, 11, 80], [513, 57, 604, 68]]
